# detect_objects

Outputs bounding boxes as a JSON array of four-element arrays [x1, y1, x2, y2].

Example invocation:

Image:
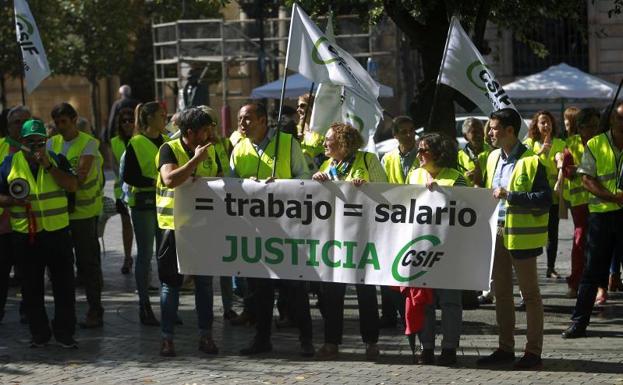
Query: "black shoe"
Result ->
[[546, 268, 560, 279], [300, 341, 315, 357], [56, 336, 78, 349], [513, 352, 542, 370], [175, 315, 183, 325], [79, 309, 103, 329], [30, 338, 49, 348], [561, 325, 586, 339], [478, 295, 493, 305], [230, 310, 255, 326], [437, 348, 457, 366], [240, 341, 272, 355], [416, 348, 435, 365], [139, 304, 160, 326], [19, 311, 28, 325], [476, 349, 515, 366]]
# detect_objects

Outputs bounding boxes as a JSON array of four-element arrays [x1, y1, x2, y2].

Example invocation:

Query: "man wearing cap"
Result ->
[[0, 119, 79, 348]]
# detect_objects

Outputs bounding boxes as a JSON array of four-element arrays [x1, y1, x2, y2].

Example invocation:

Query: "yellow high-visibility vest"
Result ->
[[457, 143, 491, 186], [585, 132, 623, 213], [563, 134, 589, 207], [319, 151, 375, 182], [155, 138, 229, 230], [524, 137, 566, 204], [8, 151, 69, 233], [486, 148, 549, 250], [408, 167, 462, 187], [232, 132, 293, 179], [126, 133, 169, 206], [50, 132, 102, 219], [382, 148, 419, 184]]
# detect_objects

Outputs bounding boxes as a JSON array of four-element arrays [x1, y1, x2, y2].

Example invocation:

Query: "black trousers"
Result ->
[[15, 228, 76, 342], [250, 277, 312, 344], [0, 232, 18, 320], [546, 204, 560, 269], [322, 282, 379, 345], [380, 285, 404, 324], [572, 209, 623, 328], [70, 217, 103, 313]]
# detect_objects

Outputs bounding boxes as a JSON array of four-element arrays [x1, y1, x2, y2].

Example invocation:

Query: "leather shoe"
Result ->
[[160, 338, 176, 357], [437, 348, 457, 366], [514, 352, 542, 370], [79, 309, 103, 329], [365, 343, 380, 361], [240, 341, 272, 355], [198, 335, 219, 354], [561, 325, 586, 339], [416, 348, 435, 365], [546, 268, 560, 279], [476, 349, 515, 366], [139, 303, 160, 326], [315, 343, 338, 360]]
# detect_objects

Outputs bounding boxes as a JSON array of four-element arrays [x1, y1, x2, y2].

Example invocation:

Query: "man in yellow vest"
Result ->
[[230, 102, 314, 357], [562, 103, 623, 339], [458, 117, 490, 187], [0, 119, 78, 348], [477, 108, 551, 370], [379, 115, 418, 328], [49, 102, 104, 329], [156, 108, 226, 357], [0, 106, 31, 324]]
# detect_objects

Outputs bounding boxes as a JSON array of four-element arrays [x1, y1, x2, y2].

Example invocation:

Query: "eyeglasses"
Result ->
[[25, 141, 46, 149], [297, 104, 307, 109], [417, 147, 430, 154]]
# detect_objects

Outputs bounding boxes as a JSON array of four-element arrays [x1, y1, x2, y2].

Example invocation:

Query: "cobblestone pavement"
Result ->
[[1, 182, 623, 384]]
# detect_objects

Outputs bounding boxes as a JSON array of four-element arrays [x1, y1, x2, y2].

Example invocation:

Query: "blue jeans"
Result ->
[[572, 210, 623, 328], [160, 275, 214, 339], [418, 289, 462, 350], [131, 209, 161, 306]]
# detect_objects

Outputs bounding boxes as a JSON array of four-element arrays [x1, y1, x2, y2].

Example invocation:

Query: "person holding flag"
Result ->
[[0, 119, 78, 348], [230, 102, 314, 357], [458, 118, 490, 187]]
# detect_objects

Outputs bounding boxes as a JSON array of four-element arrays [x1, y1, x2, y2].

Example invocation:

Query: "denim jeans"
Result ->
[[131, 209, 161, 306], [418, 289, 462, 350], [572, 210, 623, 328], [160, 275, 214, 339]]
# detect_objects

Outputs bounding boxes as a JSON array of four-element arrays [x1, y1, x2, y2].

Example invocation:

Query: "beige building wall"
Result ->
[[588, 0, 623, 83]]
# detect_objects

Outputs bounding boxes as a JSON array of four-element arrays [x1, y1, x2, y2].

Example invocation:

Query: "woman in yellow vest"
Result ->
[[407, 133, 467, 366], [523, 111, 566, 279], [111, 107, 135, 275], [122, 102, 169, 326], [312, 122, 386, 361]]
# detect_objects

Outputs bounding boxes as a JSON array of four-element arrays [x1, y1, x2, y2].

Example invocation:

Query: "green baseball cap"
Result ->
[[21, 119, 47, 138]]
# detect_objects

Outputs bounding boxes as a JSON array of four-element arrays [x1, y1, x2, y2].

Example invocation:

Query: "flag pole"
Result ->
[[271, 4, 298, 178], [427, 17, 455, 133], [19, 73, 26, 105], [300, 81, 315, 133]]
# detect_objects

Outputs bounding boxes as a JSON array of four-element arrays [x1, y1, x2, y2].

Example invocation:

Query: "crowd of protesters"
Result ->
[[1, 84, 622, 371]]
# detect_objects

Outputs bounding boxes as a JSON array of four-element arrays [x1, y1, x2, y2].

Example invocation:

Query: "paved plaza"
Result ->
[[1, 182, 623, 384]]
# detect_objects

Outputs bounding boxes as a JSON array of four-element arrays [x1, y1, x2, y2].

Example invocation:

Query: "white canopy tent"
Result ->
[[250, 73, 394, 99], [504, 63, 617, 100]]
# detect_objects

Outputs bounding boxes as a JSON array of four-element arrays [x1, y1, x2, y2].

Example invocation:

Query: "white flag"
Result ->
[[286, 4, 380, 106], [438, 17, 519, 116], [14, 0, 51, 94], [305, 9, 382, 148]]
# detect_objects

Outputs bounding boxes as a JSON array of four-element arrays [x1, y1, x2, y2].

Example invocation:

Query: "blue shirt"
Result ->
[[492, 142, 522, 223]]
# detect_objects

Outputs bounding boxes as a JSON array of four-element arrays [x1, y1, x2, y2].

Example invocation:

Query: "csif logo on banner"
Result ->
[[466, 61, 511, 110], [392, 235, 445, 282]]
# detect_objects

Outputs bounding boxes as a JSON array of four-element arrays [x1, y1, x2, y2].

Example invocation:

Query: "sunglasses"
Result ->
[[26, 141, 47, 149]]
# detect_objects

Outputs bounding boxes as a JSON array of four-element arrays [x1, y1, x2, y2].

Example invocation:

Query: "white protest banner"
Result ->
[[175, 178, 498, 291], [286, 4, 381, 108], [14, 0, 51, 94], [438, 17, 520, 115]]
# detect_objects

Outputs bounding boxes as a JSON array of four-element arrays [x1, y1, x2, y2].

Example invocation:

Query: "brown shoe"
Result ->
[[198, 336, 219, 355], [160, 338, 176, 357], [79, 309, 103, 329], [416, 348, 435, 365], [315, 343, 338, 360]]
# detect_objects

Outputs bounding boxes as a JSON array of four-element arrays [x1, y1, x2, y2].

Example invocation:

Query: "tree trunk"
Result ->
[[382, 0, 455, 137]]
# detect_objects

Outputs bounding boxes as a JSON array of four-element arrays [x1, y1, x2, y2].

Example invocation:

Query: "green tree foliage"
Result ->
[[286, 0, 589, 135]]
